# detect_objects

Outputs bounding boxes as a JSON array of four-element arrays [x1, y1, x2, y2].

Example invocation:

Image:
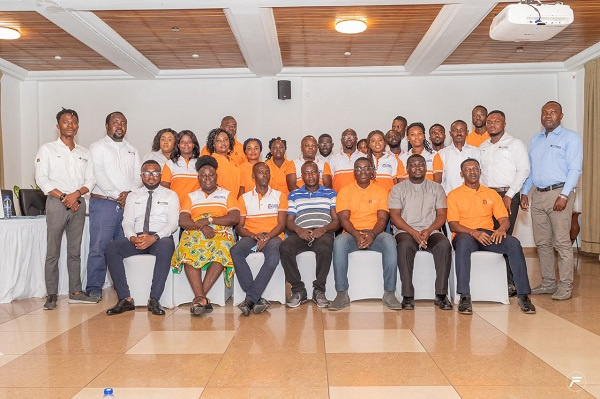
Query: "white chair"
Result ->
[[346, 251, 387, 301], [233, 252, 286, 305], [122, 254, 175, 308], [452, 251, 509, 305], [296, 252, 336, 300], [396, 251, 456, 301], [172, 267, 233, 307]]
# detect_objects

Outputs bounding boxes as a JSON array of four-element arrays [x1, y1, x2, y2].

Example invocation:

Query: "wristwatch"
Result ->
[[153, 233, 160, 241]]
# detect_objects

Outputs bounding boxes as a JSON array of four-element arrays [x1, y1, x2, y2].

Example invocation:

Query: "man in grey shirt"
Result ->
[[389, 154, 452, 310]]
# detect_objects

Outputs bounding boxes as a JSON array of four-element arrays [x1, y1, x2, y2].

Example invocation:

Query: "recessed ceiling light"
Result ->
[[0, 27, 20, 40], [192, 54, 199, 59], [516, 46, 524, 53], [335, 20, 367, 34], [54, 55, 62, 60], [171, 27, 179, 32], [344, 51, 351, 56]]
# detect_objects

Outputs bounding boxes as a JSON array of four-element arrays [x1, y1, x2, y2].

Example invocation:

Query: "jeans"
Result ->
[[332, 232, 397, 292]]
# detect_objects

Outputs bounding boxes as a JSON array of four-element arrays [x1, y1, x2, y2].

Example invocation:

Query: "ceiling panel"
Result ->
[[0, 11, 116, 71], [95, 9, 246, 70], [274, 5, 442, 68], [445, 0, 600, 65]]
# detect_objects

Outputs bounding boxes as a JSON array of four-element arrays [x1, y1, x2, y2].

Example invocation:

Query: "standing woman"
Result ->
[[171, 156, 240, 315], [143, 128, 177, 169], [367, 130, 405, 193], [206, 128, 242, 197], [399, 122, 442, 183], [161, 130, 201, 205], [265, 137, 292, 196], [239, 138, 262, 195]]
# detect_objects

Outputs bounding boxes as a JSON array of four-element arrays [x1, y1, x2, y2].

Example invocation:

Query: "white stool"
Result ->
[[122, 254, 174, 308], [172, 268, 233, 307], [233, 252, 286, 305], [452, 251, 509, 304], [296, 252, 335, 300], [346, 251, 386, 301]]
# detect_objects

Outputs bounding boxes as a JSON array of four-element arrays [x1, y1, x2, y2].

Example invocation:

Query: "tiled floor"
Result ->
[[0, 254, 598, 399]]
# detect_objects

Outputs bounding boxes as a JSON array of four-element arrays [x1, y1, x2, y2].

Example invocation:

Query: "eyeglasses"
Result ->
[[355, 165, 372, 172], [141, 171, 161, 177]]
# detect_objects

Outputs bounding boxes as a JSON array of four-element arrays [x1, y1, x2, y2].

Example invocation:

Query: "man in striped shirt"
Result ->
[[280, 161, 339, 308]]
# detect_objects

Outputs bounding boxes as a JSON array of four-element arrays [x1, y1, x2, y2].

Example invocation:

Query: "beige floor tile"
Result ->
[[158, 312, 241, 331], [199, 387, 329, 399], [208, 352, 327, 388], [0, 314, 17, 325], [126, 331, 235, 354], [0, 312, 91, 332], [454, 385, 595, 398], [534, 350, 600, 385], [558, 312, 600, 335], [324, 329, 425, 353], [0, 354, 19, 367], [322, 311, 408, 330], [329, 299, 396, 313], [0, 354, 119, 388], [0, 330, 63, 354], [329, 386, 461, 399], [73, 387, 204, 398], [507, 328, 600, 352], [88, 354, 220, 387], [0, 387, 80, 399], [583, 384, 600, 398], [0, 297, 47, 315], [327, 353, 449, 386], [83, 309, 169, 332]]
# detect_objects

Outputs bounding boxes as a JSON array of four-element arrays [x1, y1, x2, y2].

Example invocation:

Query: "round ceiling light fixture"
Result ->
[[335, 19, 367, 34], [0, 27, 21, 40]]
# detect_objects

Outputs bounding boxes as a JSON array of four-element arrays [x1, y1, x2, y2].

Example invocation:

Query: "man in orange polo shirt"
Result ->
[[329, 157, 402, 311], [201, 116, 246, 165], [231, 162, 287, 316], [465, 105, 490, 147], [447, 158, 535, 315]]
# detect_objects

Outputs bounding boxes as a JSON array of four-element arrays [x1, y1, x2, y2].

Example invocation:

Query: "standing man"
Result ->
[[280, 162, 338, 308], [329, 157, 402, 311], [521, 101, 582, 300], [388, 115, 409, 156], [286, 135, 332, 191], [201, 116, 246, 165], [429, 124, 446, 152], [105, 160, 180, 315], [86, 111, 142, 301], [317, 134, 334, 165], [35, 108, 97, 310], [389, 154, 452, 310], [448, 159, 535, 315], [466, 105, 489, 147], [329, 128, 362, 193], [231, 162, 287, 316], [437, 120, 480, 194], [479, 110, 530, 296]]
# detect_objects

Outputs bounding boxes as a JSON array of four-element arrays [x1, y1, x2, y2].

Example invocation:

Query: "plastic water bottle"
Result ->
[[3, 196, 12, 219], [103, 388, 115, 398]]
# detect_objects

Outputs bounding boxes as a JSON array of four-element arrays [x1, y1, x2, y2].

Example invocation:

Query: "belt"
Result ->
[[491, 187, 510, 193], [537, 182, 565, 192], [90, 194, 118, 202]]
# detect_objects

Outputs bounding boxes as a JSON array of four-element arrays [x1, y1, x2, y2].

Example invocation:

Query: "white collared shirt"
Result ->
[[437, 142, 480, 194], [90, 135, 142, 199], [122, 185, 180, 239], [35, 138, 95, 194], [316, 153, 333, 165], [479, 133, 530, 198]]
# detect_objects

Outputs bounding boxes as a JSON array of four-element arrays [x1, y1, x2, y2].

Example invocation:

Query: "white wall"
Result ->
[[1, 70, 583, 246]]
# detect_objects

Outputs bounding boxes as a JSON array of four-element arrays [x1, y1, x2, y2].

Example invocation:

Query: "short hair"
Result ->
[[221, 115, 236, 125], [544, 101, 563, 113], [301, 135, 317, 144], [406, 154, 426, 166], [460, 157, 480, 170], [429, 123, 445, 133], [151, 128, 177, 152], [195, 155, 218, 172], [407, 122, 426, 135], [451, 119, 468, 129], [393, 116, 407, 125], [301, 161, 318, 172], [170, 130, 200, 162], [206, 128, 234, 155], [342, 128, 357, 137], [56, 108, 78, 124], [318, 134, 333, 141], [243, 137, 263, 153], [141, 159, 160, 170], [487, 109, 505, 119], [473, 105, 488, 114], [265, 137, 287, 160], [354, 156, 370, 166], [357, 138, 367, 148], [105, 111, 125, 125], [252, 161, 268, 174]]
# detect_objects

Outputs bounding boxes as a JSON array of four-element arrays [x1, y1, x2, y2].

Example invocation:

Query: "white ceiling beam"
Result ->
[[35, 2, 159, 79], [405, 1, 497, 75], [564, 41, 600, 71], [0, 58, 28, 81], [225, 7, 282, 77]]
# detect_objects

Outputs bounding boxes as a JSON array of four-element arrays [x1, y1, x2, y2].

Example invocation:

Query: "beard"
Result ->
[[144, 181, 160, 190]]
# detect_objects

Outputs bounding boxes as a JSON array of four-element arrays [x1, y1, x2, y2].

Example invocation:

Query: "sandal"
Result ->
[[190, 296, 206, 316]]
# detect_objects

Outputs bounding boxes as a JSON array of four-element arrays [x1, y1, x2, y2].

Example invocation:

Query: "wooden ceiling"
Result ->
[[0, 11, 116, 71], [94, 10, 246, 70], [274, 5, 442, 68]]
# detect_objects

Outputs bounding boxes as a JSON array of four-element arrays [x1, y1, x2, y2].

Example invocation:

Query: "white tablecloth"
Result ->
[[0, 216, 96, 303]]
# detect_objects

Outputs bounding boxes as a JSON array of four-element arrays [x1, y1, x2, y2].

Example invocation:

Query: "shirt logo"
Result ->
[[267, 203, 278, 209], [550, 144, 562, 149], [78, 157, 88, 162], [214, 195, 226, 200], [483, 199, 492, 205], [382, 163, 391, 168]]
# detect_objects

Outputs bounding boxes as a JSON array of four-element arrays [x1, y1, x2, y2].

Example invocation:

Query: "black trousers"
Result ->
[[493, 191, 521, 287]]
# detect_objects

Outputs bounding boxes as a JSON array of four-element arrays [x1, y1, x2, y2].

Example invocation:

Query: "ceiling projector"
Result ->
[[490, 2, 574, 42]]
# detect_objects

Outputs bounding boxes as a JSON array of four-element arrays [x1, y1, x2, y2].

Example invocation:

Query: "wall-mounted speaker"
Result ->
[[278, 80, 291, 100]]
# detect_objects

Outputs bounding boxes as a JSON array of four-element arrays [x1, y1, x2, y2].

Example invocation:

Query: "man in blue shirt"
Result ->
[[521, 101, 583, 301]]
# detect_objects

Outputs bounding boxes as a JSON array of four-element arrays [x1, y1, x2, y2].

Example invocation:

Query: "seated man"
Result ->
[[105, 160, 180, 315], [389, 154, 452, 310], [231, 162, 287, 316], [280, 161, 339, 308], [330, 157, 402, 311], [447, 158, 535, 315]]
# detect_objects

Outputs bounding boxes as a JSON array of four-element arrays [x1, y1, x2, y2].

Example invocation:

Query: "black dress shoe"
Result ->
[[106, 298, 135, 315], [518, 295, 536, 314], [458, 296, 472, 315], [238, 299, 253, 316], [148, 298, 165, 315], [401, 296, 415, 310], [434, 295, 453, 310]]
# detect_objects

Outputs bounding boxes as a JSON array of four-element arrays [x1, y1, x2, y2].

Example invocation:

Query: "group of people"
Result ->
[[34, 101, 582, 317]]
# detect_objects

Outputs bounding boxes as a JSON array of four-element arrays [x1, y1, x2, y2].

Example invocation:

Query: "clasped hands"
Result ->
[[130, 234, 157, 250], [471, 228, 506, 245]]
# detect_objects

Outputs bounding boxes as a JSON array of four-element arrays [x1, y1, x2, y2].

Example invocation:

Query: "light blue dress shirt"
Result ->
[[521, 125, 582, 196]]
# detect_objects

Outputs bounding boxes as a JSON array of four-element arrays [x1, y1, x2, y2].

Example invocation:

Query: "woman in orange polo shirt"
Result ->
[[161, 130, 200, 205], [206, 128, 242, 198], [239, 138, 262, 196], [265, 137, 291, 196]]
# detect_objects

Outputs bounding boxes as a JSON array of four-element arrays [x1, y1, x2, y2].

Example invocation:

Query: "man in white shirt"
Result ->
[[86, 111, 142, 300], [35, 108, 97, 310], [479, 110, 530, 295], [438, 120, 480, 194], [316, 133, 334, 165], [105, 160, 179, 315]]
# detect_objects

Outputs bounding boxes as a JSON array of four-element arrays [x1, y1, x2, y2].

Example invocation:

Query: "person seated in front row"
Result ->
[[286, 135, 332, 192], [171, 156, 240, 316], [329, 157, 402, 311], [389, 154, 452, 311], [105, 160, 180, 315], [280, 161, 339, 309], [231, 162, 287, 316], [447, 158, 535, 315]]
